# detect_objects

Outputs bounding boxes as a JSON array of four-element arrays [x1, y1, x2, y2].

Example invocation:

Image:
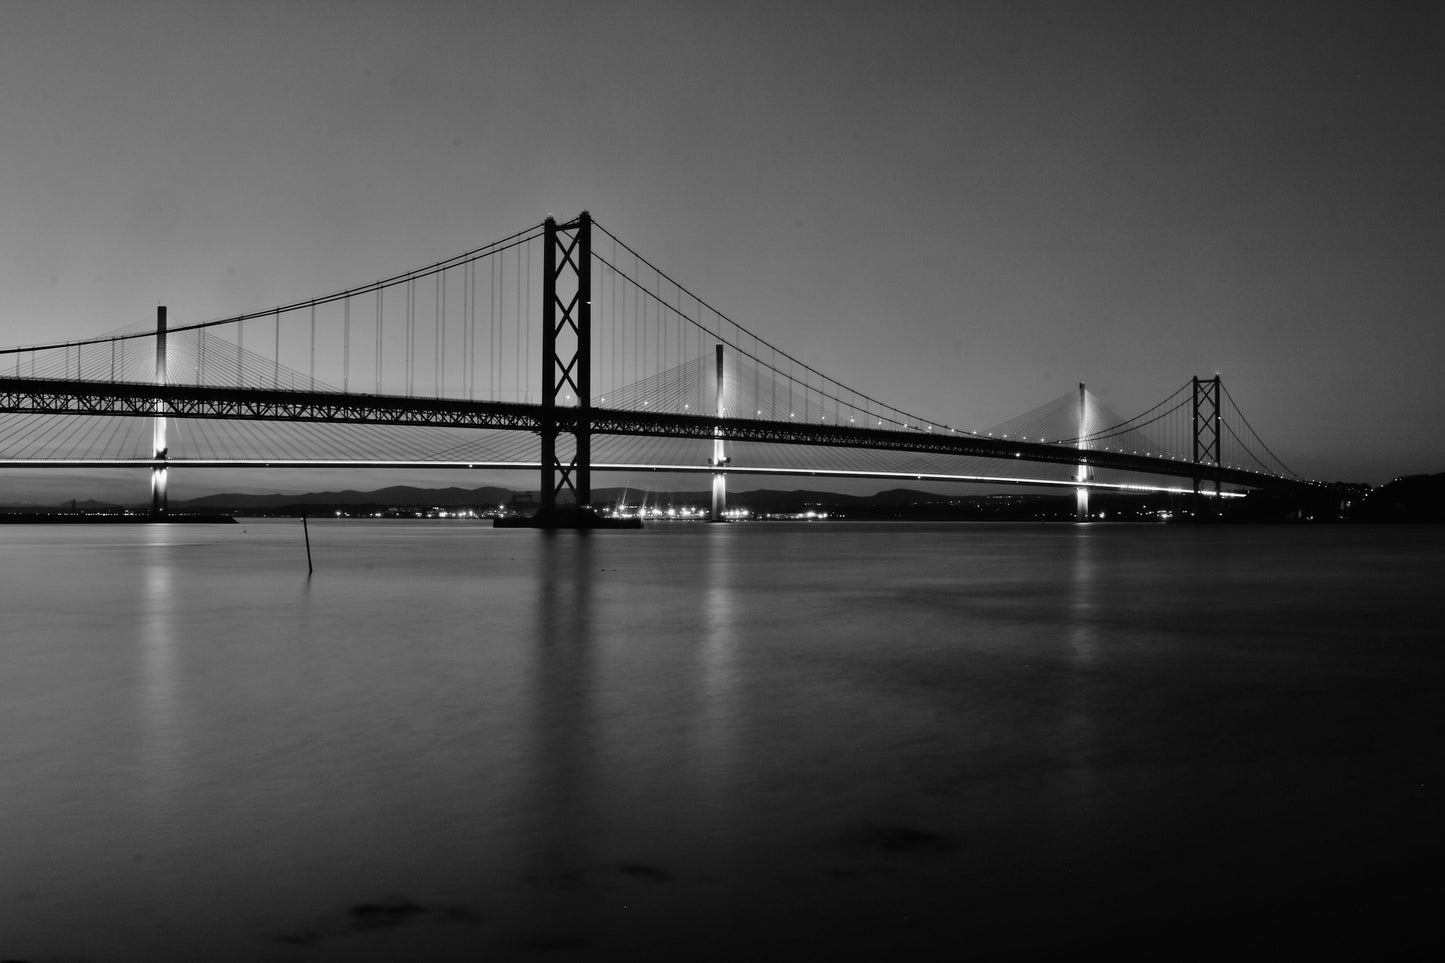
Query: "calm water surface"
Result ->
[[2, 520, 1441, 959]]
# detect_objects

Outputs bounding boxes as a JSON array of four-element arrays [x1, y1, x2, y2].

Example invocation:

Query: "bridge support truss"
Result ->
[[502, 212, 647, 527], [539, 213, 592, 518], [1192, 375, 1222, 512]]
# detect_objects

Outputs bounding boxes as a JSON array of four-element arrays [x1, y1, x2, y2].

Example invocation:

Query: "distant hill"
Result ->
[[176, 485, 518, 511], [33, 477, 1414, 523], [20, 480, 1395, 523], [0, 498, 127, 513], [1350, 473, 1445, 522], [161, 483, 1098, 521], [24, 476, 1439, 522], [168, 484, 935, 515]]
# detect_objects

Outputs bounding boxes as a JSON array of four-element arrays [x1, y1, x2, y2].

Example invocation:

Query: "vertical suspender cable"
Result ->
[[614, 259, 621, 400], [441, 268, 448, 399], [528, 241, 534, 401], [459, 266, 472, 401], [612, 241, 620, 398], [630, 256, 637, 392], [435, 272, 442, 398], [632, 263, 640, 396], [489, 253, 496, 400], [344, 295, 351, 393], [476, 254, 482, 396], [594, 256, 602, 399], [498, 249, 506, 402], [464, 258, 472, 399], [494, 245, 503, 402], [694, 292, 701, 411], [497, 249, 504, 401], [516, 243, 522, 401], [642, 268, 650, 389]]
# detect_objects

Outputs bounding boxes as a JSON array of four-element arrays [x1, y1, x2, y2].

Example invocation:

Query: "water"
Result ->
[[2, 520, 1441, 959]]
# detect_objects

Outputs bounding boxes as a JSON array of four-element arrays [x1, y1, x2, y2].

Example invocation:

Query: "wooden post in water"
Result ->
[[302, 513, 313, 573]]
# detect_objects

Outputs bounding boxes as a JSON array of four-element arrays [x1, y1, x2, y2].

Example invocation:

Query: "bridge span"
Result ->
[[0, 212, 1311, 522]]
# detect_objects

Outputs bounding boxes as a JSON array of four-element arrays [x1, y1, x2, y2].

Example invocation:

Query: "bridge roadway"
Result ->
[[0, 376, 1299, 491]]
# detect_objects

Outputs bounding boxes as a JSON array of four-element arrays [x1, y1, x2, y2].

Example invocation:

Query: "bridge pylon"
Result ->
[[1074, 381, 1090, 521], [540, 212, 590, 517], [501, 211, 635, 529], [1192, 375, 1222, 515], [150, 306, 168, 516], [709, 343, 729, 522]]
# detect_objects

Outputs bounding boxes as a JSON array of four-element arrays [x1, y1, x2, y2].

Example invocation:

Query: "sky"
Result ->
[[1, 0, 1442, 501]]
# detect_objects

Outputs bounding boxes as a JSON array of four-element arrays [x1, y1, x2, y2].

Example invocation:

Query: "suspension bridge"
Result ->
[[0, 212, 1310, 525]]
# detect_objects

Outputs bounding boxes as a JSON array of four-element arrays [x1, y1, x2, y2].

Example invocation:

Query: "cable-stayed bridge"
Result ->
[[0, 212, 1310, 523]]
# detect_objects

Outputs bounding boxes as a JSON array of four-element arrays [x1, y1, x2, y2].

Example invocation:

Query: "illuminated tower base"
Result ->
[[710, 468, 727, 522], [151, 467, 168, 516]]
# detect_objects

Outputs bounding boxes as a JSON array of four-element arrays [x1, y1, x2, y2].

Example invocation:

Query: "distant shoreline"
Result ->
[[0, 513, 236, 524]]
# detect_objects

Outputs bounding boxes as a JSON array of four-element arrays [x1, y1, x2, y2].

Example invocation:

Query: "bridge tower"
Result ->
[[151, 306, 168, 516], [709, 343, 730, 522], [537, 212, 594, 524], [1074, 381, 1089, 521], [1192, 375, 1222, 513], [497, 210, 638, 529]]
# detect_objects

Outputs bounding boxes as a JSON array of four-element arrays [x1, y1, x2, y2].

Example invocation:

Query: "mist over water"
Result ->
[[2, 520, 1440, 959]]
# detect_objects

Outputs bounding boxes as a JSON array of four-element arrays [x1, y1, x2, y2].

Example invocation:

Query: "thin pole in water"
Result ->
[[302, 513, 313, 574]]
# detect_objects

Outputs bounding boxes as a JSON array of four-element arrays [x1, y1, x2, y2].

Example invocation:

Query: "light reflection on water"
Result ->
[[698, 525, 741, 798], [1, 520, 1442, 959], [139, 540, 182, 803], [1061, 527, 1101, 812]]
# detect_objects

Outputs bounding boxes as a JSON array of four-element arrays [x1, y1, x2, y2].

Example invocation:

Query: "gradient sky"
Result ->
[[2, 0, 1442, 501]]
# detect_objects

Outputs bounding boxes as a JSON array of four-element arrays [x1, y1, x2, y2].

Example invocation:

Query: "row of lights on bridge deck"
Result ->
[[564, 404, 1268, 474]]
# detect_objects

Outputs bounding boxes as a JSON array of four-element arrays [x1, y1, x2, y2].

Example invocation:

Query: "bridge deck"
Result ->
[[0, 377, 1306, 491]]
